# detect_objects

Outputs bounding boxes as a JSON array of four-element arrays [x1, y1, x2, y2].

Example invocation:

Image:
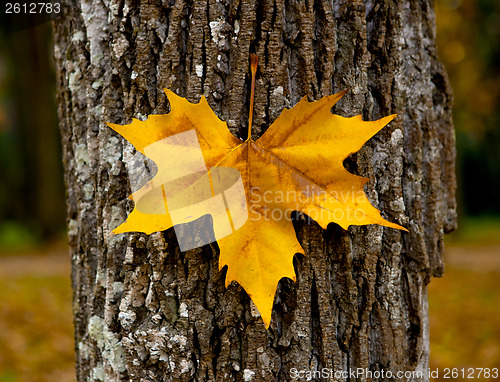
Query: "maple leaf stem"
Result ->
[[247, 54, 258, 142]]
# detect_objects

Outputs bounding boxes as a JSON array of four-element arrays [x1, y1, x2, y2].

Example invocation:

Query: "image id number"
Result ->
[[442, 367, 498, 379], [5, 3, 60, 14]]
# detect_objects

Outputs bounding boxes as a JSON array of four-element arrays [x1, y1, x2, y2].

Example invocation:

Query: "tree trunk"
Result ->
[[53, 0, 456, 381]]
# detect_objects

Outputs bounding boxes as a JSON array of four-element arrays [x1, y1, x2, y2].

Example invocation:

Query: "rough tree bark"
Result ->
[[53, 0, 456, 381]]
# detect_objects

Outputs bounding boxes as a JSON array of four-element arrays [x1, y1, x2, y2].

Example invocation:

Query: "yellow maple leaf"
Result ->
[[107, 58, 406, 328]]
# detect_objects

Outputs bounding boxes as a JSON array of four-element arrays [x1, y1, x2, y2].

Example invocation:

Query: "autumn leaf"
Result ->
[[107, 59, 406, 328]]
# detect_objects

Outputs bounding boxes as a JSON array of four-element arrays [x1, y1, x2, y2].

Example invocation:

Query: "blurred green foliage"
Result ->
[[0, 222, 41, 253], [446, 215, 500, 246], [436, 0, 500, 217]]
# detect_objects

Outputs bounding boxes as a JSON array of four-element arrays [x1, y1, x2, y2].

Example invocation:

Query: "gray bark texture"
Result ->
[[53, 0, 456, 381]]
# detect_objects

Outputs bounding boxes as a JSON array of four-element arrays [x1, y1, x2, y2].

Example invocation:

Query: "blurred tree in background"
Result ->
[[436, 0, 500, 217], [0, 18, 65, 247]]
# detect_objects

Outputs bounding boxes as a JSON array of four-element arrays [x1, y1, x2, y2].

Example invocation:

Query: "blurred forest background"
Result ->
[[0, 0, 499, 381]]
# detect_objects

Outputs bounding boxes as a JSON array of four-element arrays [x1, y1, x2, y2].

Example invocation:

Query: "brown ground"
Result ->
[[429, 245, 500, 381]]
